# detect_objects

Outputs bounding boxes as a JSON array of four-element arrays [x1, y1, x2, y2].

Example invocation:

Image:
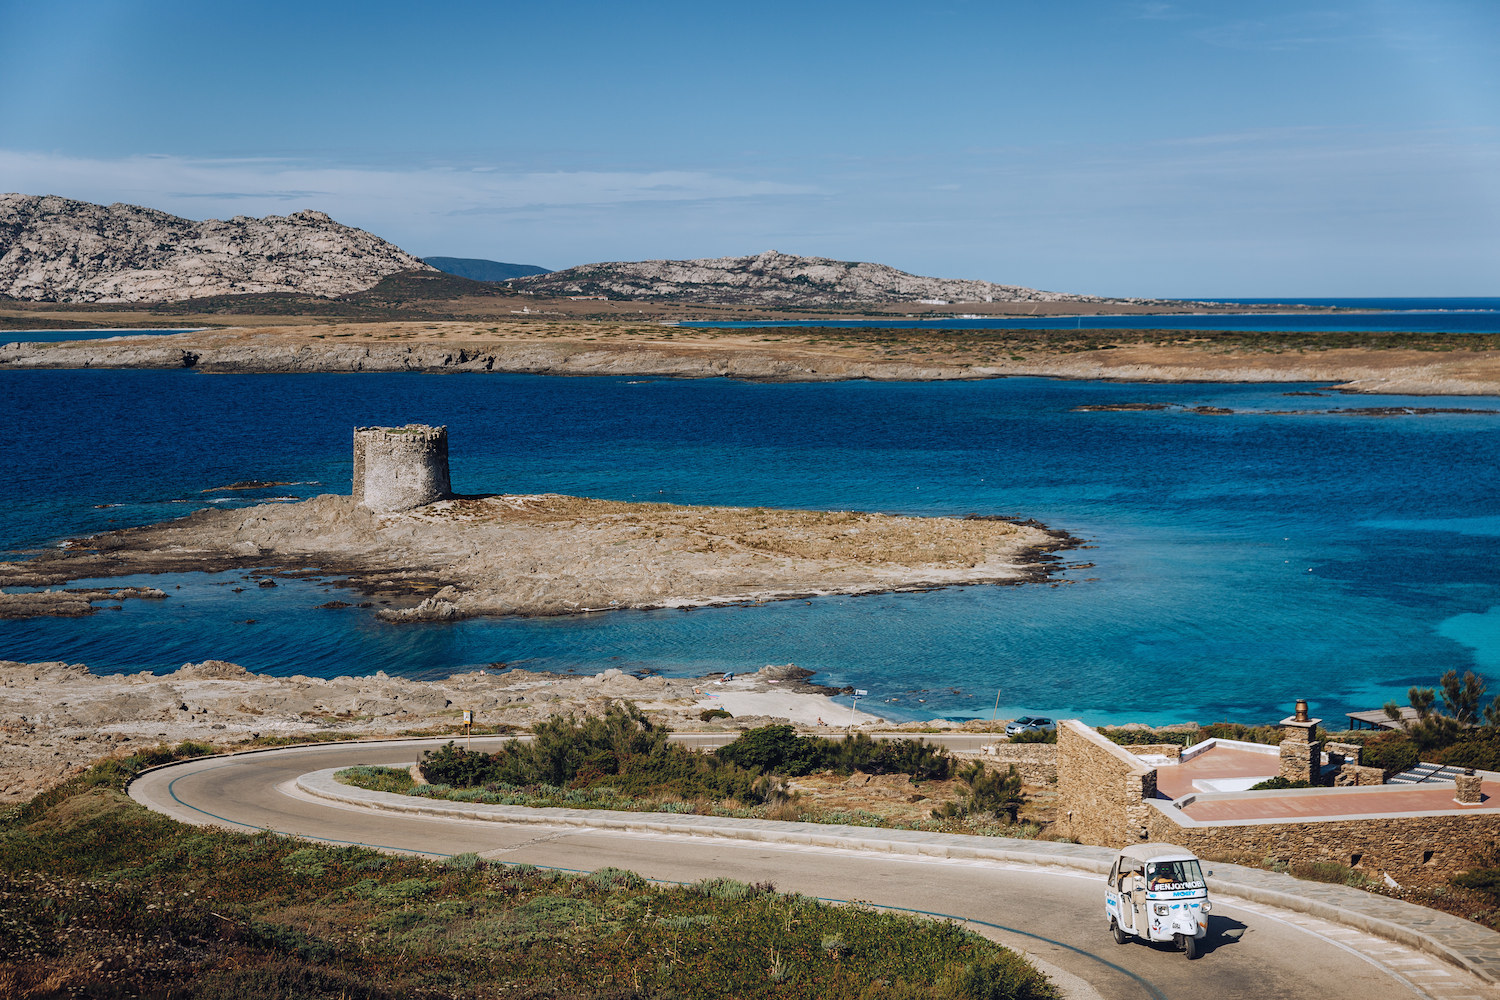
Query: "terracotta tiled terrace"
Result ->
[[1150, 740, 1499, 822], [1175, 779, 1499, 822], [1151, 743, 1283, 799]]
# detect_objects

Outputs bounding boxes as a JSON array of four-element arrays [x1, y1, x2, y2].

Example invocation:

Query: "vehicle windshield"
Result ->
[[1145, 860, 1204, 889]]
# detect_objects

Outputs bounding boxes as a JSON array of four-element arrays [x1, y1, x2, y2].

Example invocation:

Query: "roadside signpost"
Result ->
[[850, 689, 868, 730], [463, 709, 473, 748]]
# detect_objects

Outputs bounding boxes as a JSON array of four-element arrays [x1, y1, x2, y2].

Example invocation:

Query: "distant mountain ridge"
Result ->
[[423, 256, 550, 282], [0, 194, 432, 303], [509, 250, 1121, 306]]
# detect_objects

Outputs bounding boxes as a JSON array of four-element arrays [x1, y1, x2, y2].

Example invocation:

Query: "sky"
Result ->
[[1, 0, 1498, 297]]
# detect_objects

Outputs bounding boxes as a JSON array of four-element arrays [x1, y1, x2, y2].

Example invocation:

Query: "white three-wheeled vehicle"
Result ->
[[1105, 843, 1212, 959]]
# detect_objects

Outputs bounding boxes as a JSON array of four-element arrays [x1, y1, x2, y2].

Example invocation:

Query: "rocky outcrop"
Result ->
[[0, 334, 988, 381], [509, 249, 1132, 306], [0, 193, 432, 302], [0, 586, 166, 619]]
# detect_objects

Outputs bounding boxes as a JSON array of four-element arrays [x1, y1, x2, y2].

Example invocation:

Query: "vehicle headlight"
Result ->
[[1200, 901, 1211, 914], [1153, 904, 1170, 916]]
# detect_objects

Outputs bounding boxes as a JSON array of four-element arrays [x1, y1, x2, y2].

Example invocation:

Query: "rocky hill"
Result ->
[[0, 194, 433, 302], [509, 249, 1115, 306]]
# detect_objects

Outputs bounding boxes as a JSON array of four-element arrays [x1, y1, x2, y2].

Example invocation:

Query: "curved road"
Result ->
[[131, 740, 1495, 1000]]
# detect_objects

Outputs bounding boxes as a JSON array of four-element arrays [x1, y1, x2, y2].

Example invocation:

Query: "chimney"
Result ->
[[1278, 698, 1323, 784]]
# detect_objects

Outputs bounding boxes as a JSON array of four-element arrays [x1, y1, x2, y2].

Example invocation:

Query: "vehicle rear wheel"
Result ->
[[1111, 919, 1129, 945], [1184, 933, 1199, 960]]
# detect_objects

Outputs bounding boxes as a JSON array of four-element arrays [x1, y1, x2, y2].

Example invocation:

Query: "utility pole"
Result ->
[[850, 689, 867, 731]]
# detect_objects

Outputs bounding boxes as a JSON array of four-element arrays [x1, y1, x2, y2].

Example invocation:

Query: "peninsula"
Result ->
[[6, 320, 1500, 395], [0, 494, 1068, 620], [0, 424, 1072, 621]]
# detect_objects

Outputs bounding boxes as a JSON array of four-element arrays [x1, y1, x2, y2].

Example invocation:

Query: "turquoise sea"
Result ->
[[0, 328, 201, 344], [3, 356, 1499, 726]]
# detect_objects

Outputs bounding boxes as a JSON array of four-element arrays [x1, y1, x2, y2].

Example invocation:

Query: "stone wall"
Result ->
[[353, 425, 452, 512], [1148, 803, 1500, 885], [1055, 720, 1157, 846], [1124, 743, 1183, 760], [971, 743, 1057, 784]]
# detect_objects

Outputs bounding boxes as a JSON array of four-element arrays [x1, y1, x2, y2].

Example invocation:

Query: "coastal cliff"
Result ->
[[0, 194, 432, 302], [509, 249, 1140, 306]]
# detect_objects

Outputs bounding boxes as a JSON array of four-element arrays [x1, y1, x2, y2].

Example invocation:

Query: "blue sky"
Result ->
[[1, 0, 1497, 296]]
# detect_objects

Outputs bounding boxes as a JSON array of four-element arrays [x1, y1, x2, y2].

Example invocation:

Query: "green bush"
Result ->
[[1452, 867, 1500, 903], [714, 724, 827, 774], [1249, 776, 1314, 791], [1007, 728, 1056, 744], [1359, 735, 1420, 776], [1199, 722, 1284, 746], [714, 726, 955, 780], [942, 950, 1055, 1000], [421, 703, 764, 804], [1097, 727, 1197, 747], [933, 763, 1025, 823], [1435, 730, 1500, 772]]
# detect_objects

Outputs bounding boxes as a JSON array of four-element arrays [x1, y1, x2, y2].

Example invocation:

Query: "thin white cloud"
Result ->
[[0, 150, 818, 223], [1192, 11, 1358, 51], [1126, 2, 1183, 21]]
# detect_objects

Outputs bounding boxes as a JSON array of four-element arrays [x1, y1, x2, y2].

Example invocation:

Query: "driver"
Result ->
[[1148, 863, 1176, 888]]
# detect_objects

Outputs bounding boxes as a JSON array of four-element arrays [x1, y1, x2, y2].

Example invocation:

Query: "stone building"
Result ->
[[1055, 708, 1500, 885], [352, 425, 452, 512]]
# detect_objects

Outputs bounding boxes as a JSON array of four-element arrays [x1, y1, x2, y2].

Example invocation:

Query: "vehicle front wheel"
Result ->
[[1184, 933, 1199, 960], [1111, 919, 1129, 945]]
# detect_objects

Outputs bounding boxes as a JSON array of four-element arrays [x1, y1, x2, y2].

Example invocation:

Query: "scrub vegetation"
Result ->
[[341, 706, 1039, 837], [0, 742, 1056, 999], [1098, 722, 1285, 747], [731, 327, 1500, 357]]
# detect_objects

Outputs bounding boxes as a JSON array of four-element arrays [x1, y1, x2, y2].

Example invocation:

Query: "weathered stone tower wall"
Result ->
[[352, 425, 452, 512]]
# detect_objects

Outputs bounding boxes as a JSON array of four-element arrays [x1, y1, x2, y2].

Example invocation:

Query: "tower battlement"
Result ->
[[352, 424, 452, 512]]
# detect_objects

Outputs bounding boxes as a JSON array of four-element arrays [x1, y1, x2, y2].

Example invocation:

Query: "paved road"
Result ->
[[131, 740, 1498, 1000]]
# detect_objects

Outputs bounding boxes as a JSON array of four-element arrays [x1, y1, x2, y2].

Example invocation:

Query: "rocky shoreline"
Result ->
[[0, 658, 909, 805], [0, 493, 1074, 622]]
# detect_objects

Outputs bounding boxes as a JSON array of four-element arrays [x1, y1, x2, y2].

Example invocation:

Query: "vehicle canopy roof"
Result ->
[[1116, 843, 1199, 865]]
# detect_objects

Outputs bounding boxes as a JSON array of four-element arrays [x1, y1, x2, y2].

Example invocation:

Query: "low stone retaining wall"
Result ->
[[1150, 799, 1500, 884], [968, 743, 1057, 784]]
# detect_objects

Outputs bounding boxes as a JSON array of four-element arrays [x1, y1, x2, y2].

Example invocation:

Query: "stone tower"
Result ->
[[352, 424, 452, 512]]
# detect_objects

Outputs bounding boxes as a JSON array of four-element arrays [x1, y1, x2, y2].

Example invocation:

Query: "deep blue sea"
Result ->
[[3, 366, 1500, 727]]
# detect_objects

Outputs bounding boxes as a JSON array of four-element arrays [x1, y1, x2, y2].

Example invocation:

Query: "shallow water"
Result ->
[[2, 369, 1498, 726]]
